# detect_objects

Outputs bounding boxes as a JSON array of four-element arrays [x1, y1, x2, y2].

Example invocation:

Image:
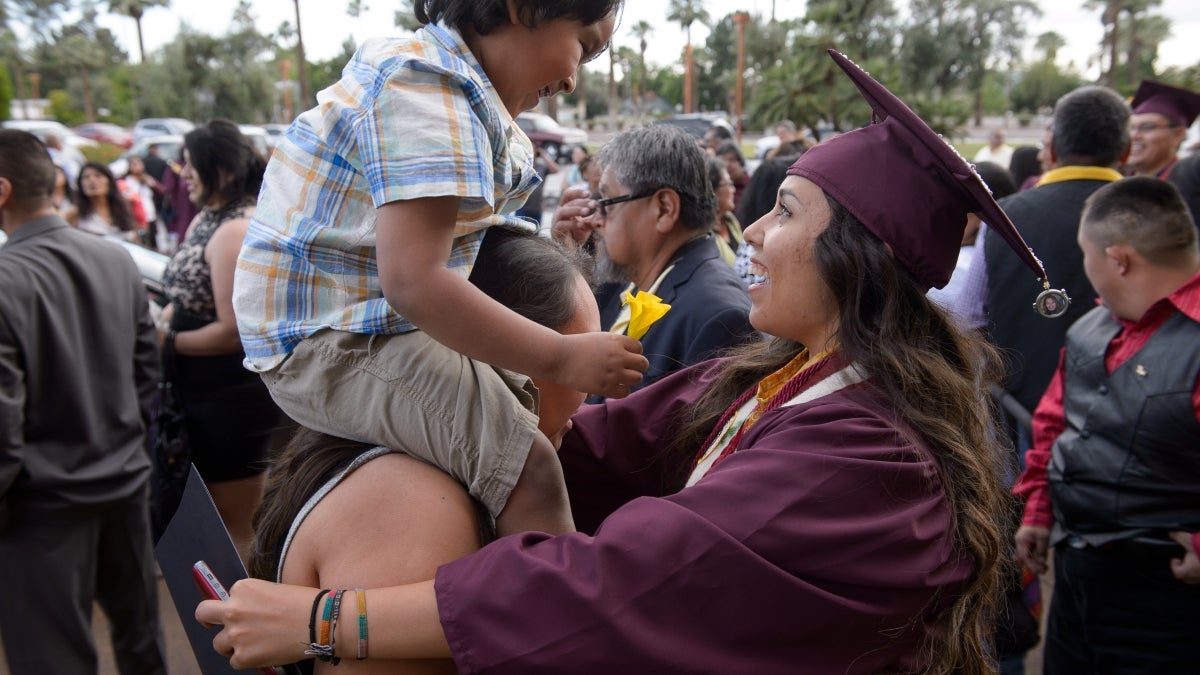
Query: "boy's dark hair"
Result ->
[[416, 0, 621, 35], [1082, 176, 1198, 266], [0, 130, 56, 211]]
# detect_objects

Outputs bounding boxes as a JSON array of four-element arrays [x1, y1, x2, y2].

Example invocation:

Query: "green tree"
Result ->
[[1009, 61, 1085, 113], [1083, 0, 1124, 86], [108, 0, 170, 64], [292, 0, 309, 104], [1034, 31, 1066, 62], [629, 19, 652, 118], [0, 63, 12, 121], [904, 0, 1040, 125], [667, 0, 709, 112], [744, 0, 897, 134], [1120, 2, 1170, 91], [394, 0, 420, 32]]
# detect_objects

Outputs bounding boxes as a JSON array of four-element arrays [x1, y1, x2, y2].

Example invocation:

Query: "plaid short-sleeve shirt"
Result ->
[[234, 22, 539, 372]]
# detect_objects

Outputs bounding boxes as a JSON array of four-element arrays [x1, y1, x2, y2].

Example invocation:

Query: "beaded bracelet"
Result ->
[[355, 588, 368, 660], [328, 589, 347, 665], [305, 589, 333, 661]]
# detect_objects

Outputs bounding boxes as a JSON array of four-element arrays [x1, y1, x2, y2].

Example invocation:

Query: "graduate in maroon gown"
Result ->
[[197, 49, 1068, 674]]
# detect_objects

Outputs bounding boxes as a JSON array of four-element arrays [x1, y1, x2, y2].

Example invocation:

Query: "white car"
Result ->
[[3, 120, 95, 179], [238, 125, 273, 159], [132, 118, 194, 143]]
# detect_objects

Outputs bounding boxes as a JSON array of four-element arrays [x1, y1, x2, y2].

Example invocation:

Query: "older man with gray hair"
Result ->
[[554, 124, 756, 400]]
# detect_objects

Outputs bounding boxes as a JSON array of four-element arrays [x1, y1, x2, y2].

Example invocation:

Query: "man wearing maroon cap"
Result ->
[[1127, 80, 1200, 180]]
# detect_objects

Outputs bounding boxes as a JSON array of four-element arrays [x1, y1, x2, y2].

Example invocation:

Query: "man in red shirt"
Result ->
[[1013, 176, 1200, 673]]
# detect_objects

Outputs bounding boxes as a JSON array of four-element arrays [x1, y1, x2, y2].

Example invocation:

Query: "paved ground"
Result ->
[[0, 576, 202, 674]]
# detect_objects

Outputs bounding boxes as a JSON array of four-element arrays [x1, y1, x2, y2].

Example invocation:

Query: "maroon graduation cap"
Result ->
[[787, 49, 1068, 317], [1131, 80, 1200, 128]]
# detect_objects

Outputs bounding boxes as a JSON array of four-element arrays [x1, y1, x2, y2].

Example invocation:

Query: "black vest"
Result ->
[[984, 179, 1110, 413], [1048, 305, 1200, 547]]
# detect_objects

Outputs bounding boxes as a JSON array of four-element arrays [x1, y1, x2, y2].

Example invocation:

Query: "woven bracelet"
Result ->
[[355, 588, 368, 660], [304, 589, 333, 661], [328, 589, 347, 665]]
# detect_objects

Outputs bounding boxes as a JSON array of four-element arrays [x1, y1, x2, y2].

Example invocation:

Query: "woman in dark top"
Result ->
[[160, 119, 280, 562]]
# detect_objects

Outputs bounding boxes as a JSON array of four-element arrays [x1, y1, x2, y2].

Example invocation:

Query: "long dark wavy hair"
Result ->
[[668, 196, 1014, 675], [74, 161, 136, 232], [248, 229, 593, 580]]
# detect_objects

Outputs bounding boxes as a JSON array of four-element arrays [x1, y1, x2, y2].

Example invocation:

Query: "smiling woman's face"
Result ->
[[532, 273, 601, 448], [741, 175, 838, 351]]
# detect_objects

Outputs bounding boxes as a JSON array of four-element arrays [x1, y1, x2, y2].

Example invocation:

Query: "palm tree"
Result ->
[[1084, 0, 1124, 86], [630, 20, 653, 119], [292, 0, 309, 104], [107, 0, 170, 64], [60, 32, 103, 121], [1034, 31, 1066, 63], [667, 0, 709, 113], [1123, 0, 1163, 89]]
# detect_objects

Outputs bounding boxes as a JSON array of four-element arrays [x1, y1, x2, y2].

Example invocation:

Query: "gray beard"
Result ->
[[593, 238, 635, 286]]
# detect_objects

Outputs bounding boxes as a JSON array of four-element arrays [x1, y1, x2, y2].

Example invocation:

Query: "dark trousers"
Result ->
[[1043, 542, 1200, 674], [0, 487, 166, 675]]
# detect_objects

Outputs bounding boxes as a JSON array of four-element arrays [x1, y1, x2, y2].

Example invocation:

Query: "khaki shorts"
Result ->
[[261, 329, 540, 516]]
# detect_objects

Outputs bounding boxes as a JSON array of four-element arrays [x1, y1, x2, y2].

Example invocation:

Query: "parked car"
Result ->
[[107, 236, 170, 307], [3, 120, 94, 178], [260, 123, 289, 148], [2, 119, 98, 149], [74, 122, 134, 148], [238, 125, 273, 159], [515, 112, 587, 162], [109, 134, 184, 177], [132, 118, 194, 143], [653, 113, 735, 140]]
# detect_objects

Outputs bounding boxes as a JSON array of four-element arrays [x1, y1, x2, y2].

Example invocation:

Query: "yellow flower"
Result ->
[[622, 290, 671, 340]]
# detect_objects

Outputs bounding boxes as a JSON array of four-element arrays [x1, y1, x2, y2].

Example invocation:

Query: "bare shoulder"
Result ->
[[283, 453, 482, 591]]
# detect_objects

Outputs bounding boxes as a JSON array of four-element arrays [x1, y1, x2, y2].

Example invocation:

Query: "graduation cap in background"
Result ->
[[786, 49, 1069, 318], [1131, 80, 1200, 129]]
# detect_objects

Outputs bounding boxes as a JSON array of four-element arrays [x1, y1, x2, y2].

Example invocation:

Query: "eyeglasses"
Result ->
[[1131, 122, 1179, 134], [718, 181, 735, 188], [596, 189, 658, 219]]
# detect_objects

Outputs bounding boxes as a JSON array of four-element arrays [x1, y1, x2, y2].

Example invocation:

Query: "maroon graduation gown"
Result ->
[[435, 360, 972, 673]]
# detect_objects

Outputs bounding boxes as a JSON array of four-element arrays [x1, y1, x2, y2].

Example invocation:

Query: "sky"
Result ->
[[97, 0, 1199, 78]]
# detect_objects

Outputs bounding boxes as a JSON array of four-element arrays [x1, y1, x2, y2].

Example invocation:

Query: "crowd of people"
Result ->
[[2, 0, 1200, 673]]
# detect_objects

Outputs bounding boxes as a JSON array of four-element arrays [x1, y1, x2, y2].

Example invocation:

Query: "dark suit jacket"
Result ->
[[593, 235, 756, 402], [0, 216, 159, 521], [984, 176, 1112, 413]]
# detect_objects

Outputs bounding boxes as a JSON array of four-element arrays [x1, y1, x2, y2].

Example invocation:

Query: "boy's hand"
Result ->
[[557, 332, 647, 398]]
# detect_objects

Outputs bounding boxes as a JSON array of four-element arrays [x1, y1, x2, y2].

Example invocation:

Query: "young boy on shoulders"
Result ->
[[234, 0, 643, 537]]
